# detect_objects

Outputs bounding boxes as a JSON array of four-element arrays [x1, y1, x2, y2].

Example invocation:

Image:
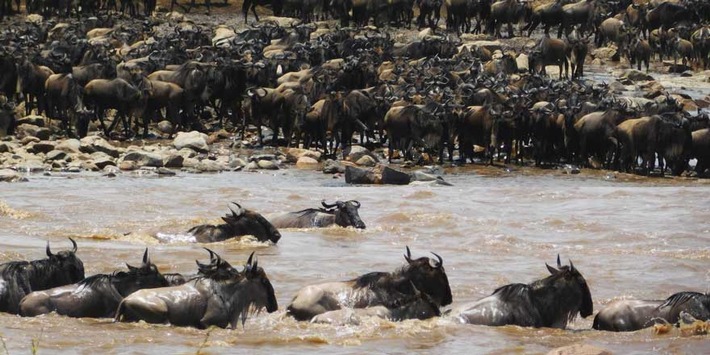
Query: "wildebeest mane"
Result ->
[[292, 207, 333, 216], [658, 291, 707, 311], [1, 258, 62, 288], [492, 283, 533, 303], [352, 271, 390, 289]]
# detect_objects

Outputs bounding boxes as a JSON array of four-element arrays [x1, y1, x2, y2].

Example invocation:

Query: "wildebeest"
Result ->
[[593, 291, 710, 331], [287, 247, 452, 321], [187, 202, 282, 243], [691, 128, 710, 176], [115, 250, 278, 329], [17, 56, 54, 116], [44, 73, 92, 136], [529, 36, 569, 80], [0, 238, 85, 314], [454, 255, 593, 329], [383, 102, 445, 163], [266, 200, 366, 229], [311, 282, 441, 324], [19, 249, 168, 318], [242, 0, 283, 24], [83, 78, 144, 136]]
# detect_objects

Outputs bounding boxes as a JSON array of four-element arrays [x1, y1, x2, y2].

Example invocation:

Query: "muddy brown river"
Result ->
[[0, 167, 708, 354]]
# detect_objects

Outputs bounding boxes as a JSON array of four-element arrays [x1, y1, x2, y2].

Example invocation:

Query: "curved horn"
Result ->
[[246, 251, 255, 266], [229, 202, 243, 217], [431, 252, 443, 268], [69, 237, 78, 253], [321, 200, 338, 208], [349, 200, 361, 208], [142, 248, 149, 265], [203, 247, 216, 262], [404, 246, 413, 264], [46, 241, 53, 257], [556, 254, 561, 268], [569, 259, 575, 272]]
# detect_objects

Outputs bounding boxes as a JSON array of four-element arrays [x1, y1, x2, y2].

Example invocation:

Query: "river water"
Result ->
[[0, 167, 708, 354]]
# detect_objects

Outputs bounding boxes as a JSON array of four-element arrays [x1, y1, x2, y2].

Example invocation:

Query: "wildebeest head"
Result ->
[[222, 202, 282, 244], [544, 255, 593, 319], [46, 238, 85, 284], [117, 248, 168, 295], [401, 246, 453, 307], [241, 252, 278, 314], [321, 200, 366, 229], [195, 248, 240, 281]]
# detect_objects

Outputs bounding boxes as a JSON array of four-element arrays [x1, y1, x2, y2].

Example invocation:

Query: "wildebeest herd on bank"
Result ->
[[0, 0, 708, 176]]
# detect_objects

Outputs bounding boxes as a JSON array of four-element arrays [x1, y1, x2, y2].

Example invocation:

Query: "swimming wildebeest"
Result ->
[[310, 283, 441, 324], [187, 202, 281, 243], [0, 238, 85, 314], [266, 200, 366, 229], [287, 247, 452, 321], [115, 250, 278, 329], [454, 255, 593, 329], [19, 249, 168, 318], [592, 291, 710, 331]]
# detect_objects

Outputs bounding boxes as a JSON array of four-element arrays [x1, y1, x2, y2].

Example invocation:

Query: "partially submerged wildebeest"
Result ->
[[593, 291, 710, 332], [287, 247, 452, 321], [187, 202, 281, 244], [266, 200, 366, 229], [310, 282, 441, 325], [454, 255, 593, 329], [19, 249, 168, 318], [0, 238, 85, 314], [115, 250, 278, 329]]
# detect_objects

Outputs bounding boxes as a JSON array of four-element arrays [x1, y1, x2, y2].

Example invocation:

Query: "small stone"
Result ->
[[296, 156, 319, 169], [45, 150, 68, 161], [355, 155, 377, 167], [245, 161, 259, 170], [90, 151, 116, 169], [173, 131, 209, 153], [157, 167, 176, 176], [0, 143, 10, 153], [323, 159, 345, 174], [121, 150, 164, 168], [20, 136, 40, 145], [196, 160, 226, 172], [163, 154, 184, 168], [345, 145, 378, 163], [16, 115, 45, 127], [619, 69, 654, 82], [30, 141, 56, 154], [119, 160, 138, 171], [157, 120, 175, 135], [680, 70, 693, 77], [55, 139, 81, 154], [257, 159, 279, 170], [547, 343, 611, 355]]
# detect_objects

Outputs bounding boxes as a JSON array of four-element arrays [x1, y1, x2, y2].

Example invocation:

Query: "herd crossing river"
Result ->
[[0, 168, 708, 353]]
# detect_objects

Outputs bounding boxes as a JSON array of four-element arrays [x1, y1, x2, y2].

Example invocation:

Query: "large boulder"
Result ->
[[173, 131, 209, 153], [296, 156, 319, 169], [55, 139, 81, 154], [120, 150, 164, 168], [80, 136, 122, 157]]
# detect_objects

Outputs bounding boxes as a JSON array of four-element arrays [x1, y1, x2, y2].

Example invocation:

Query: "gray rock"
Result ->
[[80, 136, 122, 157], [16, 124, 51, 140], [345, 145, 378, 163], [296, 156, 319, 168], [163, 154, 184, 168], [157, 120, 175, 135], [157, 167, 177, 176], [0, 143, 10, 153], [90, 151, 116, 169], [173, 131, 209, 152], [229, 157, 247, 169], [55, 139, 81, 154], [30, 141, 56, 154], [251, 154, 278, 161], [45, 150, 68, 161], [257, 159, 279, 170], [355, 155, 377, 167], [121, 150, 164, 167], [323, 159, 345, 174], [381, 166, 411, 185], [345, 165, 377, 184], [0, 169, 27, 182], [245, 161, 259, 170], [20, 136, 40, 145], [196, 160, 226, 172], [119, 160, 138, 171], [16, 115, 45, 127]]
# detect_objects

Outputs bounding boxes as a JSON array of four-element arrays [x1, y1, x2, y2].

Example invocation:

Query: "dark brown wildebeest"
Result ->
[[19, 249, 168, 318], [0, 239, 85, 314], [115, 250, 278, 329], [383, 102, 445, 163], [560, 0, 596, 37], [17, 57, 54, 116], [455, 104, 498, 164], [593, 291, 710, 331], [287, 247, 452, 321], [454, 255, 593, 329], [45, 73, 92, 137], [627, 37, 652, 72], [691, 128, 710, 176], [525, 0, 565, 38], [266, 200, 366, 229], [83, 78, 144, 136], [529, 36, 569, 80], [488, 0, 527, 38], [187, 202, 282, 244]]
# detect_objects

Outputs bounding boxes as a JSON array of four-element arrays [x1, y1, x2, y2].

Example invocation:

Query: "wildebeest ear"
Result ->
[[142, 248, 149, 265], [556, 254, 561, 268], [569, 259, 575, 272], [228, 202, 243, 217], [546, 263, 559, 275], [126, 263, 138, 271]]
